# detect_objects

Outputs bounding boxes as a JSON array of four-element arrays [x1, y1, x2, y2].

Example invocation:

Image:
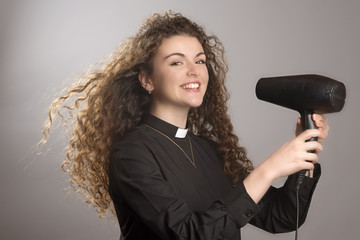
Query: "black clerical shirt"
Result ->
[[109, 114, 321, 239]]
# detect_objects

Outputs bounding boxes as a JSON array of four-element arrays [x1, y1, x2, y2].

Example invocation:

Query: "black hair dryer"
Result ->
[[256, 74, 346, 134], [255, 74, 346, 184]]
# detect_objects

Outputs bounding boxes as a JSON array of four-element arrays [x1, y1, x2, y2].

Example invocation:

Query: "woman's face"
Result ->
[[144, 35, 209, 113]]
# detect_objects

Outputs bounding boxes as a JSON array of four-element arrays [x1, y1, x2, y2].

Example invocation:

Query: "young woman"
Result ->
[[43, 12, 328, 239]]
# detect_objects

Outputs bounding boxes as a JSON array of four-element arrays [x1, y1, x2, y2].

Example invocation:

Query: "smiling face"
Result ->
[[139, 35, 209, 119]]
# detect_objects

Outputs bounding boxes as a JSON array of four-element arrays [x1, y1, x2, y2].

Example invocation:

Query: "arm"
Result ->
[[243, 128, 322, 204], [244, 113, 328, 204], [250, 164, 321, 233], [242, 114, 327, 232]]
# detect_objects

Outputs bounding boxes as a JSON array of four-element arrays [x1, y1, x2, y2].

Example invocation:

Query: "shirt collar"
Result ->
[[143, 114, 188, 138]]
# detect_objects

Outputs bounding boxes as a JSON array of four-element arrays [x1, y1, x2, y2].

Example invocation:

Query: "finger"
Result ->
[[295, 117, 302, 136], [312, 113, 324, 121], [318, 126, 329, 143], [297, 117, 301, 125], [296, 157, 316, 171], [300, 151, 319, 163], [304, 141, 323, 153], [298, 128, 321, 142], [302, 161, 316, 171], [316, 116, 329, 142], [303, 152, 319, 164], [313, 114, 328, 128]]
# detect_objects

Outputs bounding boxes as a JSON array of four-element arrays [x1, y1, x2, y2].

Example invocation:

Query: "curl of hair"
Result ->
[[41, 11, 253, 217]]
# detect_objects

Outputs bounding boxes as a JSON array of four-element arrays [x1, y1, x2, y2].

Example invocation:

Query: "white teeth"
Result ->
[[182, 83, 200, 89]]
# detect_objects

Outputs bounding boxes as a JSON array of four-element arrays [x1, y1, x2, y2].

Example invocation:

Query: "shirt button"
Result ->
[[246, 210, 253, 217]]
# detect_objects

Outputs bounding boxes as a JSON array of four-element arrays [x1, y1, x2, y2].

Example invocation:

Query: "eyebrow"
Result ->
[[163, 52, 206, 60]]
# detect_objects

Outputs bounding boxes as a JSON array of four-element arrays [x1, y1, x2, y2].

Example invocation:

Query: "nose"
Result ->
[[187, 62, 200, 77]]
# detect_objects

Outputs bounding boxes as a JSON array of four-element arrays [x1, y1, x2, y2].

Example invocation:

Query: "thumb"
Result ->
[[295, 117, 302, 136]]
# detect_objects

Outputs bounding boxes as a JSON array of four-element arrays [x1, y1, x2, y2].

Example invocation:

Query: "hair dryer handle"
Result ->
[[297, 111, 318, 189], [301, 111, 319, 144]]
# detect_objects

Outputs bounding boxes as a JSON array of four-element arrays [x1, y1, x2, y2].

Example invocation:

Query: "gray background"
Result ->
[[1, 0, 359, 239]]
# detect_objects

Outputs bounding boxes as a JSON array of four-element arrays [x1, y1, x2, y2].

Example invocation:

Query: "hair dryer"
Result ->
[[255, 74, 346, 186], [256, 74, 346, 238], [256, 74, 346, 134]]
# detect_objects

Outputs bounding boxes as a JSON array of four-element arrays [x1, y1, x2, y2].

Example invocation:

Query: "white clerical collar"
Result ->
[[175, 128, 188, 138]]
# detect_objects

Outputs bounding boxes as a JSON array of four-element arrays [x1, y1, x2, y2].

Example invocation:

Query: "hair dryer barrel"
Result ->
[[255, 74, 346, 114]]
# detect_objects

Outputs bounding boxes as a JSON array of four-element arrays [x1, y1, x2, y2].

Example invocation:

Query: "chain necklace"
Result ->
[[145, 124, 196, 168]]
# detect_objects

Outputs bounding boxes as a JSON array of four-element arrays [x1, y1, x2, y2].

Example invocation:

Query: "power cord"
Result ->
[[295, 169, 309, 240], [295, 182, 300, 240]]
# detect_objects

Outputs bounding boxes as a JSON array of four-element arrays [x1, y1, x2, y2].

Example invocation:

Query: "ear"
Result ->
[[138, 72, 154, 93]]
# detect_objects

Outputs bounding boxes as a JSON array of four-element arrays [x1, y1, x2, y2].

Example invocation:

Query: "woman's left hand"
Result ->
[[295, 114, 329, 143]]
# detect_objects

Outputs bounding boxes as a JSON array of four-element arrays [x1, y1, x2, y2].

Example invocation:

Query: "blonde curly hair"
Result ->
[[41, 11, 253, 217]]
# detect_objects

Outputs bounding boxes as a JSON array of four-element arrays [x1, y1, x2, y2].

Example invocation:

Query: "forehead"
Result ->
[[155, 35, 204, 57]]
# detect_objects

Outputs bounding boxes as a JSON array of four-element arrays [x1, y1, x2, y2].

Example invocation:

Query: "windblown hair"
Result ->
[[42, 11, 253, 217]]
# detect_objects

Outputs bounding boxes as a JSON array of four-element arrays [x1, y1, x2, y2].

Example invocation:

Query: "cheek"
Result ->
[[151, 69, 168, 88], [203, 71, 209, 87], [151, 70, 180, 94]]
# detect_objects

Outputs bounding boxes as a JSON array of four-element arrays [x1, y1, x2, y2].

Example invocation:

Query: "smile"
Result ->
[[181, 83, 200, 89]]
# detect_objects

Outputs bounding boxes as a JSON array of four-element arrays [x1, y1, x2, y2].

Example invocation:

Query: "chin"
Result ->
[[187, 100, 204, 108]]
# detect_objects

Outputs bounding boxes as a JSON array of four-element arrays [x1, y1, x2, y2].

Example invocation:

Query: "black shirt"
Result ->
[[109, 114, 321, 239]]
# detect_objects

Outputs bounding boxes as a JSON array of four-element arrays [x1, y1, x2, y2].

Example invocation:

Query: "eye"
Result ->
[[196, 59, 206, 64], [170, 61, 182, 66]]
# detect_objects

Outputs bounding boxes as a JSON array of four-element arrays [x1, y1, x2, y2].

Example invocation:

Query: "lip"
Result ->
[[180, 81, 201, 91]]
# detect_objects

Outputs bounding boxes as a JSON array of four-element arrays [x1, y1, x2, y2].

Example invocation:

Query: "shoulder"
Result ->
[[111, 124, 152, 158], [109, 124, 159, 175]]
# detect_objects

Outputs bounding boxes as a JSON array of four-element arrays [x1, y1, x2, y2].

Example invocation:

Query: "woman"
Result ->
[[43, 12, 328, 239]]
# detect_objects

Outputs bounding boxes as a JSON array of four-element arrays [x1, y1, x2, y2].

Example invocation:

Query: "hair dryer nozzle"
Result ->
[[255, 74, 346, 114]]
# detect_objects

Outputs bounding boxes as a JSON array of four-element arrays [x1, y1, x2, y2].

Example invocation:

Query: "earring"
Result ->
[[148, 89, 152, 95]]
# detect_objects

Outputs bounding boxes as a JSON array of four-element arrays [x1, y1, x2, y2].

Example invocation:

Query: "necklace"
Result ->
[[144, 124, 196, 168]]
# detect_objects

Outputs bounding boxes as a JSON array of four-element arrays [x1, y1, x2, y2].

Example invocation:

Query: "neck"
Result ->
[[149, 104, 189, 129]]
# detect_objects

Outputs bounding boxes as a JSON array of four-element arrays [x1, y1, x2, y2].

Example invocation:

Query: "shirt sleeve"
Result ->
[[109, 140, 261, 240], [249, 163, 321, 233]]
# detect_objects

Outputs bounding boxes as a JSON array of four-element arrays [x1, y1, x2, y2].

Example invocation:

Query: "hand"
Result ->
[[244, 128, 323, 203], [263, 128, 323, 180], [295, 114, 329, 143]]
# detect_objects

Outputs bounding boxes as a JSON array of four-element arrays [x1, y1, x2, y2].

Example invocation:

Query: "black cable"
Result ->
[[295, 169, 309, 240], [295, 183, 300, 240]]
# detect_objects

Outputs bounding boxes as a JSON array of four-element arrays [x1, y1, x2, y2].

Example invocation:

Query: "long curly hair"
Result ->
[[41, 11, 253, 217]]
